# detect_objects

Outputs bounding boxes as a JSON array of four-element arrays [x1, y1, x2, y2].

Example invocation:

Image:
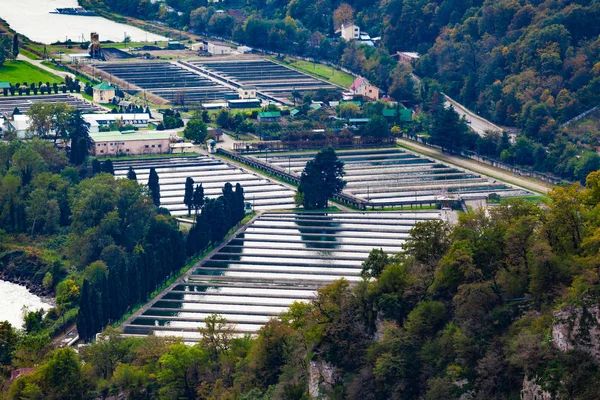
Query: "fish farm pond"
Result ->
[[122, 211, 442, 341]]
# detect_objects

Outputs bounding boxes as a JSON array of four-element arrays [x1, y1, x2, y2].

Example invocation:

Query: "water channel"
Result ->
[[1, 0, 166, 44]]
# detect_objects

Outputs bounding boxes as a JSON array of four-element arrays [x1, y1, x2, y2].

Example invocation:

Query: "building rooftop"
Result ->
[[400, 52, 420, 59], [350, 77, 366, 91], [258, 111, 281, 118], [93, 82, 114, 91], [382, 108, 413, 122], [83, 113, 150, 122], [89, 131, 174, 142]]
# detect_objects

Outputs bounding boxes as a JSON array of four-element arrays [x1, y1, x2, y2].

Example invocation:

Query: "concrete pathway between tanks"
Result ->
[[397, 139, 552, 195]]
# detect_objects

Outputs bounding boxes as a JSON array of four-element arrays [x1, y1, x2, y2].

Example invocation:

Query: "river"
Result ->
[[1, 0, 167, 44], [0, 280, 53, 329]]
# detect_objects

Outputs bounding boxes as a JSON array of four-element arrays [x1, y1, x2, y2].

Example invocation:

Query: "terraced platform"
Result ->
[[253, 148, 532, 206], [95, 62, 236, 103], [121, 211, 441, 341], [194, 59, 340, 104], [0, 94, 102, 115], [112, 155, 296, 214]]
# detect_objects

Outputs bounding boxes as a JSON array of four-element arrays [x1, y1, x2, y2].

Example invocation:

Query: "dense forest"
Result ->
[[85, 0, 600, 181], [4, 171, 600, 398]]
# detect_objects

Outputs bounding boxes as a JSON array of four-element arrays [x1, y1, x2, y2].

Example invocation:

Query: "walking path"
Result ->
[[397, 139, 552, 195]]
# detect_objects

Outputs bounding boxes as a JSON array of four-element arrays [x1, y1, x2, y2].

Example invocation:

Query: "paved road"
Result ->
[[411, 73, 502, 136], [397, 138, 552, 194], [444, 95, 502, 136]]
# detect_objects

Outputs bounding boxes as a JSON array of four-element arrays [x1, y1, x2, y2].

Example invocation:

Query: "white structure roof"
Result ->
[[83, 113, 150, 123], [400, 52, 420, 59]]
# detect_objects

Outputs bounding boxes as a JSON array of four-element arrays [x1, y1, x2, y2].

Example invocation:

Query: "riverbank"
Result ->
[[0, 269, 54, 300]]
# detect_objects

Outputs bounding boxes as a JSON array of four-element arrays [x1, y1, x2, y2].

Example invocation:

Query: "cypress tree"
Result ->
[[67, 111, 90, 166], [126, 166, 137, 180], [184, 177, 195, 215], [148, 168, 160, 206], [102, 159, 114, 175], [91, 159, 101, 174], [192, 184, 204, 216], [76, 280, 92, 342], [12, 34, 19, 59], [235, 183, 245, 222]]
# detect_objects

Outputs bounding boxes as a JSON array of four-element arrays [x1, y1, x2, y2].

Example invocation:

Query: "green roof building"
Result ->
[[382, 108, 413, 123], [257, 111, 281, 122], [92, 82, 115, 103]]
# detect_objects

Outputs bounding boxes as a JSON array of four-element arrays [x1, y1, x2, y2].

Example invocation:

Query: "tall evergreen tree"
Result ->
[[67, 111, 90, 166], [12, 34, 19, 59], [91, 159, 102, 174], [148, 167, 160, 206], [102, 159, 114, 175], [184, 177, 195, 215], [235, 183, 245, 221], [298, 147, 346, 209], [193, 184, 205, 216], [126, 166, 137, 180]]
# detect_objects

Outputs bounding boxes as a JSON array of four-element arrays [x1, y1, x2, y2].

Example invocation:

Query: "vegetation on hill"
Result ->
[[3, 171, 600, 398]]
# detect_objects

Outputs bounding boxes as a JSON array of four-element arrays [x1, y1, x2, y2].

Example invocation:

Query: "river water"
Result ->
[[1, 0, 167, 44], [0, 280, 53, 329]]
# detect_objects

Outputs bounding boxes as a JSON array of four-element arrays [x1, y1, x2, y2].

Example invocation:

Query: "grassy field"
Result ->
[[272, 57, 355, 88], [103, 41, 169, 49], [0, 61, 62, 84], [19, 48, 40, 60]]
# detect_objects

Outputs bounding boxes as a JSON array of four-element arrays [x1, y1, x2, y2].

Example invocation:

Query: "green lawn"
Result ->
[[272, 57, 355, 88], [19, 48, 40, 60], [103, 41, 169, 49], [0, 61, 62, 85]]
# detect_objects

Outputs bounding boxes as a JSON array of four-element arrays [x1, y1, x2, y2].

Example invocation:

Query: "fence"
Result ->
[[561, 104, 600, 128], [233, 137, 396, 153]]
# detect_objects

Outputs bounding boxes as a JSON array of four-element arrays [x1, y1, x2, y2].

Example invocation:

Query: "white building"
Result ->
[[237, 86, 256, 99], [6, 115, 31, 138], [83, 113, 151, 133], [339, 23, 360, 41], [207, 42, 233, 55]]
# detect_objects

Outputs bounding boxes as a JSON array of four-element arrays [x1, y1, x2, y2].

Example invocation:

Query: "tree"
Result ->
[[102, 159, 114, 175], [361, 248, 390, 278], [67, 111, 90, 166], [361, 115, 390, 138], [403, 220, 452, 266], [298, 147, 346, 209], [184, 177, 195, 215], [0, 321, 17, 366], [429, 105, 469, 153], [192, 184, 204, 215], [13, 34, 19, 59], [148, 167, 160, 206], [333, 3, 355, 29], [126, 166, 137, 180], [183, 119, 208, 143], [199, 314, 235, 361], [39, 348, 86, 400]]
